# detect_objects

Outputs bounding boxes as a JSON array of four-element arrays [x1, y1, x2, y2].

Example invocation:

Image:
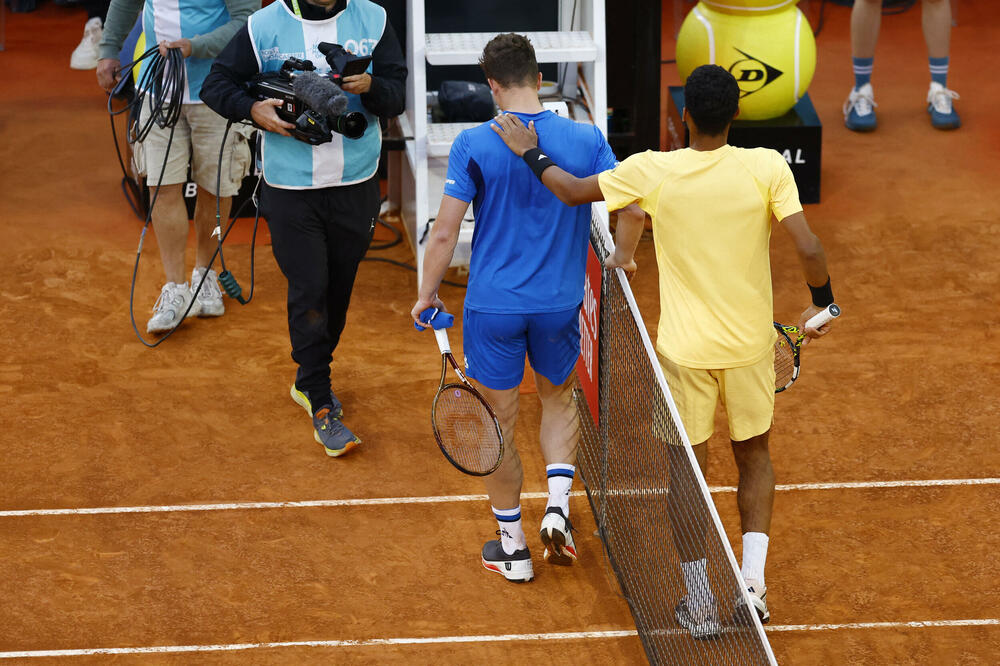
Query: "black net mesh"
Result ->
[[574, 212, 775, 665]]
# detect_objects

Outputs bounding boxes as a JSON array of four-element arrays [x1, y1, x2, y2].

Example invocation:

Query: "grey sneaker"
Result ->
[[191, 267, 225, 317], [312, 406, 360, 457], [675, 596, 721, 640], [147, 282, 200, 334], [481, 538, 534, 583]]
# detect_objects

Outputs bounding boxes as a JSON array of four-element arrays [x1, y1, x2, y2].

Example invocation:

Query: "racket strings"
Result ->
[[774, 342, 796, 387], [433, 385, 502, 473]]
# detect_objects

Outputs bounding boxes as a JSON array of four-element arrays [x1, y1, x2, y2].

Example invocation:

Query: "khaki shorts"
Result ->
[[657, 351, 775, 444], [134, 100, 251, 196]]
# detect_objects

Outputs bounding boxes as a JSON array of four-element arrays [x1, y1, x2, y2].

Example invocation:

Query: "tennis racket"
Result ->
[[416, 308, 504, 476], [774, 303, 841, 393]]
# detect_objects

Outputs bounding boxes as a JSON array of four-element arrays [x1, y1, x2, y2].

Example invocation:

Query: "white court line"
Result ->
[[1, 478, 998, 518], [1, 620, 997, 659]]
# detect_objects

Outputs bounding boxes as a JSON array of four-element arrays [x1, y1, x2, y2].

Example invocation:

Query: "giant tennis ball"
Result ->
[[676, 3, 816, 121], [702, 0, 798, 16]]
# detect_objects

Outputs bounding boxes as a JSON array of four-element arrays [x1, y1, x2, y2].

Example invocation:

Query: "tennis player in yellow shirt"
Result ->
[[491, 64, 835, 636]]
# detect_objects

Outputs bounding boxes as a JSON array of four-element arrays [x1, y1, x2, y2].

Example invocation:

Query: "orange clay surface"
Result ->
[[1, 1, 999, 663]]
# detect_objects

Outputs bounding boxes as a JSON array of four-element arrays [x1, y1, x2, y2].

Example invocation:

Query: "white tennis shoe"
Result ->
[[539, 506, 578, 565], [147, 281, 201, 334], [70, 17, 102, 71], [191, 267, 225, 317]]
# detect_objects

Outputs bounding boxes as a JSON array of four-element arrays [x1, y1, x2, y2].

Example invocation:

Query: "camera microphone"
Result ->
[[291, 70, 349, 117]]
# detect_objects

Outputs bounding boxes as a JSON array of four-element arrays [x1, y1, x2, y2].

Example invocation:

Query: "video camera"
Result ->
[[247, 51, 368, 145]]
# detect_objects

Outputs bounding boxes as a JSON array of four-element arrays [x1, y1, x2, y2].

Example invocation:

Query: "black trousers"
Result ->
[[261, 177, 379, 398]]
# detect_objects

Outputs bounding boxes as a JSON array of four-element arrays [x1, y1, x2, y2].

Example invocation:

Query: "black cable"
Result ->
[[360, 256, 467, 289], [368, 196, 403, 251]]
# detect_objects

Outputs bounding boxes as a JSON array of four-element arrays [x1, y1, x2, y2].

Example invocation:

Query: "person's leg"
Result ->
[[464, 310, 534, 582], [150, 184, 189, 285], [719, 355, 776, 623], [322, 177, 379, 362], [845, 0, 882, 131], [533, 369, 580, 564], [192, 188, 229, 270], [922, 0, 951, 60], [262, 185, 329, 398], [189, 104, 251, 316], [731, 430, 774, 580], [657, 353, 720, 636], [851, 0, 883, 61], [922, 0, 960, 128]]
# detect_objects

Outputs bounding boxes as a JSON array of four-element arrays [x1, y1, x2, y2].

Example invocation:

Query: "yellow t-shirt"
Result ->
[[598, 145, 803, 369]]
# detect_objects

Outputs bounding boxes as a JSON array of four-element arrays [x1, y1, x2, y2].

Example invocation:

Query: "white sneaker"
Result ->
[[70, 17, 102, 71], [191, 267, 225, 317], [843, 82, 878, 132], [926, 81, 961, 130], [734, 583, 770, 625], [147, 282, 201, 334], [539, 507, 578, 565]]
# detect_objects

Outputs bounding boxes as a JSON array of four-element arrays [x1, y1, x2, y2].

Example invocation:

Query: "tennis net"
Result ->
[[574, 209, 776, 665]]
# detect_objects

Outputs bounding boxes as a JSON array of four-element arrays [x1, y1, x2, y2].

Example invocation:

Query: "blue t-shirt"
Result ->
[[443, 110, 617, 314]]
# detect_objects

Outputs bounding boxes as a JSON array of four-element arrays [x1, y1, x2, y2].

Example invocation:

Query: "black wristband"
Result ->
[[808, 277, 834, 308], [522, 147, 555, 181]]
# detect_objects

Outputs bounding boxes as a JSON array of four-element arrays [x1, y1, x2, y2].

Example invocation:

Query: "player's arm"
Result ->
[[411, 195, 470, 327], [779, 211, 833, 342], [490, 114, 605, 206], [604, 204, 646, 275]]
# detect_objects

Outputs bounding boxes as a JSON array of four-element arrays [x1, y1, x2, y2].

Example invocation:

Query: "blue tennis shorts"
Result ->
[[462, 306, 582, 390]]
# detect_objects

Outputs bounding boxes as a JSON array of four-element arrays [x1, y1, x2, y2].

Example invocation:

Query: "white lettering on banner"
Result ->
[[782, 148, 807, 165], [342, 39, 378, 57], [579, 275, 598, 381], [184, 182, 198, 198]]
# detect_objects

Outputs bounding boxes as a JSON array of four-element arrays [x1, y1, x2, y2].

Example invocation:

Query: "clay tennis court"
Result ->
[[1, 2, 998, 662]]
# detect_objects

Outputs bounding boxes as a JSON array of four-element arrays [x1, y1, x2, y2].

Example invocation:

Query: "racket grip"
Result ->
[[434, 326, 451, 354], [805, 303, 841, 330]]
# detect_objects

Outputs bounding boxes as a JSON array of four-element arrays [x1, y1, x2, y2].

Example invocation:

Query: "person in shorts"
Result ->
[[96, 0, 257, 334], [489, 64, 837, 631], [411, 33, 642, 583]]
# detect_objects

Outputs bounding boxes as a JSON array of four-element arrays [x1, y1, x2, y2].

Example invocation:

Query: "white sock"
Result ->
[[680, 558, 714, 610], [545, 463, 575, 515], [492, 505, 527, 555], [741, 532, 769, 589]]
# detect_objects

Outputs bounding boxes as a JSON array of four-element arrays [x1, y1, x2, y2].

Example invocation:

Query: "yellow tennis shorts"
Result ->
[[657, 351, 775, 444]]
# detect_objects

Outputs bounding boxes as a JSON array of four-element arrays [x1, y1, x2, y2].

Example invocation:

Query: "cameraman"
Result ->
[[201, 0, 406, 457]]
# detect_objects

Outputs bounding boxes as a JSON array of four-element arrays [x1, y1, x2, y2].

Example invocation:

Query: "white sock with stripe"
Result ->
[[545, 463, 575, 516], [492, 505, 527, 555]]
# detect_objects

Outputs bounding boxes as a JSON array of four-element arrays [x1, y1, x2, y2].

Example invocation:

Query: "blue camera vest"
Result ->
[[248, 0, 385, 189]]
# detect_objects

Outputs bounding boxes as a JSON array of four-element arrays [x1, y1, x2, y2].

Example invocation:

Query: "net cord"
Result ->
[[591, 204, 778, 665]]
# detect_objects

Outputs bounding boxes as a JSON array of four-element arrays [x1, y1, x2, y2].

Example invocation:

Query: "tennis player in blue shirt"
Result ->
[[411, 33, 640, 582]]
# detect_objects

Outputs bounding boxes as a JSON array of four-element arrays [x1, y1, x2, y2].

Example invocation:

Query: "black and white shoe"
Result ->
[[734, 584, 770, 625], [539, 506, 578, 566], [481, 539, 533, 583]]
